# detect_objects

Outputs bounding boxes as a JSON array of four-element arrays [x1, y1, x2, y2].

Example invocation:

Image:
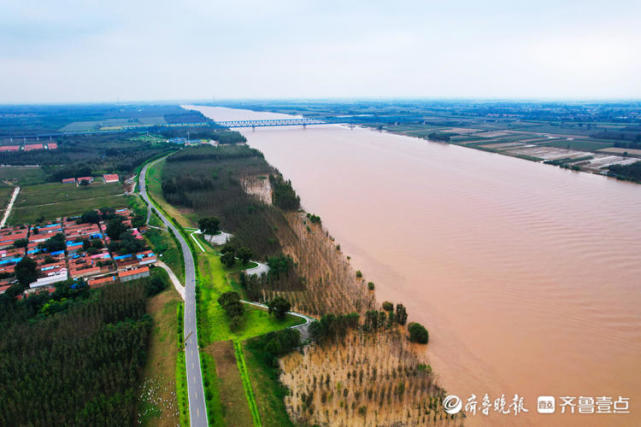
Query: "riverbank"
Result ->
[[366, 123, 641, 184], [187, 105, 641, 427], [149, 141, 458, 425]]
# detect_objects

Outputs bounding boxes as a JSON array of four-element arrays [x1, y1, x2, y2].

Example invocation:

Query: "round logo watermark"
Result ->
[[443, 394, 463, 414]]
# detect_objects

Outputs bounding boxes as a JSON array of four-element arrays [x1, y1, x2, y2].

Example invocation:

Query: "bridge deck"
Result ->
[[214, 118, 341, 128]]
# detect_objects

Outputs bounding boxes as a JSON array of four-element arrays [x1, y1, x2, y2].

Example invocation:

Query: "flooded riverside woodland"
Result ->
[[190, 106, 641, 426]]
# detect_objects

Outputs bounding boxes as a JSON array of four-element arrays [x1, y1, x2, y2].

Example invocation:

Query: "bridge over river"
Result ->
[[213, 118, 346, 128]]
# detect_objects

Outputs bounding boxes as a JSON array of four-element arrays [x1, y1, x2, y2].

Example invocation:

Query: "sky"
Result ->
[[0, 0, 640, 103]]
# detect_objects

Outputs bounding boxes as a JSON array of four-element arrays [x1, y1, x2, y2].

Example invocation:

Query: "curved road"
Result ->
[[140, 159, 208, 427], [240, 300, 315, 340]]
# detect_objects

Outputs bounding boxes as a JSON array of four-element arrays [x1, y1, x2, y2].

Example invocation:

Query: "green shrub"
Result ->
[[221, 251, 236, 268], [267, 296, 291, 320], [408, 322, 429, 344]]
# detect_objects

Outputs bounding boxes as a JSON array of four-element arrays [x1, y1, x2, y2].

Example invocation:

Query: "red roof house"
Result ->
[[118, 266, 150, 282], [103, 174, 119, 183]]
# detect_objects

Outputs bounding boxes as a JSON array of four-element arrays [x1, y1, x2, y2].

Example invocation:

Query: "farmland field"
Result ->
[[0, 166, 47, 186], [598, 147, 641, 157], [14, 181, 123, 207], [541, 139, 614, 152], [9, 195, 128, 224], [0, 187, 13, 206], [60, 116, 167, 132], [8, 181, 127, 224]]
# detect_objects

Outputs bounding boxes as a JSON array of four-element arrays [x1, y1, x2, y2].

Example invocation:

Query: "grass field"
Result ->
[[8, 181, 126, 224], [145, 227, 185, 284], [243, 340, 294, 427], [200, 353, 225, 426], [138, 283, 181, 426], [195, 236, 300, 427], [0, 166, 47, 186], [199, 251, 303, 344], [205, 341, 255, 427], [60, 116, 167, 132], [0, 187, 13, 207], [233, 340, 262, 426], [9, 195, 128, 224], [175, 303, 190, 427], [14, 181, 123, 207], [128, 194, 147, 218]]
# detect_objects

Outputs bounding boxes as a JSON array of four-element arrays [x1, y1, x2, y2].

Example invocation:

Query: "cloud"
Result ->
[[0, 0, 639, 102]]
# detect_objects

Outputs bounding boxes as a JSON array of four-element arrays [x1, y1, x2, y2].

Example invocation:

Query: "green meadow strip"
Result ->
[[233, 340, 262, 427], [175, 303, 190, 427]]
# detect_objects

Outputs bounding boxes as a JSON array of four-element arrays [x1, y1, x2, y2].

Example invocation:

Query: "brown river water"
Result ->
[[189, 106, 641, 426]]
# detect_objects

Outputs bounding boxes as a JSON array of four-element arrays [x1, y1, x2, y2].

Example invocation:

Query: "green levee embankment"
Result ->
[[233, 340, 262, 427], [176, 303, 190, 426]]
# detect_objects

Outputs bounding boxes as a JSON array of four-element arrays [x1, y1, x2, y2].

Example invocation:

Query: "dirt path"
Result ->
[[156, 261, 186, 300], [0, 186, 20, 227]]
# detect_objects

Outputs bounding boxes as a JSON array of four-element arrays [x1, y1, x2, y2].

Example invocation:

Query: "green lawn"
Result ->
[[0, 166, 47, 186], [199, 252, 303, 345]]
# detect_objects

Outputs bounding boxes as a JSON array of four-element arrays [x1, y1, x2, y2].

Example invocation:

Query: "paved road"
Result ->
[[140, 159, 208, 427], [240, 300, 315, 341], [244, 261, 270, 277]]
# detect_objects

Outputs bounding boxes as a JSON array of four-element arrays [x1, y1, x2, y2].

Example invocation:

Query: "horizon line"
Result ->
[[1, 96, 641, 106]]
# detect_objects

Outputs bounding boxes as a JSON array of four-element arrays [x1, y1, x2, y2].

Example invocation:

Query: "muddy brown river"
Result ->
[[189, 106, 641, 426]]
